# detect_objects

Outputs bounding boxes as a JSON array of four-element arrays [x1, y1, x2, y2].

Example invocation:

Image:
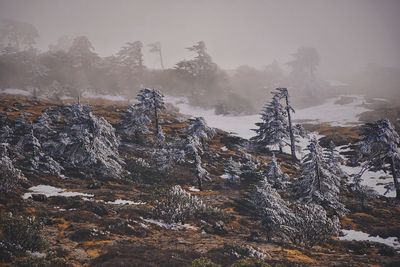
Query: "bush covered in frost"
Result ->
[[0, 144, 23, 194], [152, 185, 227, 224], [34, 104, 126, 179], [152, 185, 205, 223], [0, 213, 47, 256]]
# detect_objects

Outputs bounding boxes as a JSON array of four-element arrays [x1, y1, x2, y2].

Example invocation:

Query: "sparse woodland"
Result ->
[[1, 15, 400, 267]]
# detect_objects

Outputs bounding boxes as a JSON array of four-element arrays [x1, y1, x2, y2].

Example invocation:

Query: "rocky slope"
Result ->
[[0, 94, 399, 267]]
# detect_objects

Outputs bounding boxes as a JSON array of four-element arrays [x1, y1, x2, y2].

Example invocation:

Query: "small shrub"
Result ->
[[223, 243, 267, 260], [152, 185, 228, 225], [0, 213, 47, 256], [191, 257, 221, 267], [153, 185, 205, 223]]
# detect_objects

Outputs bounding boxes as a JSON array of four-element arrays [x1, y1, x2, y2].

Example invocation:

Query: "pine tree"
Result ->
[[250, 180, 339, 245], [0, 144, 22, 194], [251, 94, 288, 152], [324, 141, 345, 177], [185, 117, 215, 190], [252, 88, 302, 160], [120, 104, 151, 143], [250, 182, 296, 242], [135, 88, 166, 143], [296, 137, 345, 215], [354, 119, 400, 199], [262, 153, 289, 189], [186, 117, 215, 143], [276, 88, 297, 161], [224, 157, 242, 184], [36, 104, 125, 179]]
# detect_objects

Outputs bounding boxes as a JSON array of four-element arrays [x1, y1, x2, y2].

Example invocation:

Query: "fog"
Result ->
[[1, 0, 399, 76], [0, 0, 399, 112]]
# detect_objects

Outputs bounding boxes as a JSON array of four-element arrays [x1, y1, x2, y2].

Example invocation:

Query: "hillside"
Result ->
[[0, 93, 400, 267]]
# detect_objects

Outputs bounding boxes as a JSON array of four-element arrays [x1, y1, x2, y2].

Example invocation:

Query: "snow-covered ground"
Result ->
[[166, 95, 395, 197], [165, 94, 371, 139], [0, 88, 32, 96], [141, 217, 198, 231], [23, 185, 94, 199], [340, 229, 400, 249], [106, 199, 146, 205], [340, 164, 394, 198], [295, 95, 371, 126]]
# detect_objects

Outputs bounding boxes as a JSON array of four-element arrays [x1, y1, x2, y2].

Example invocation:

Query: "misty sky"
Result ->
[[0, 0, 399, 78]]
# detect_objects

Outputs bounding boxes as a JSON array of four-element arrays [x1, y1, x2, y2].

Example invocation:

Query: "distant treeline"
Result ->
[[1, 19, 399, 113]]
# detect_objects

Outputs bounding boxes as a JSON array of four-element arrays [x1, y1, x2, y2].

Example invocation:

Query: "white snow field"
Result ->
[[340, 229, 400, 249], [0, 88, 32, 96], [23, 185, 94, 199], [165, 94, 371, 139], [166, 95, 396, 197], [106, 199, 146, 205]]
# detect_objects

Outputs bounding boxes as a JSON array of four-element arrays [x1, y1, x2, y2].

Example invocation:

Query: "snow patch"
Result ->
[[106, 199, 146, 205], [220, 146, 228, 152], [220, 173, 230, 179], [165, 95, 371, 139], [340, 229, 400, 249], [23, 185, 94, 199], [0, 88, 32, 96], [141, 218, 198, 231], [341, 165, 394, 198], [294, 95, 371, 126], [188, 186, 200, 192]]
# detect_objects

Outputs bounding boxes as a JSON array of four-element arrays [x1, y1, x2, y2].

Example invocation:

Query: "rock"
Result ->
[[87, 181, 102, 189], [105, 219, 148, 237], [201, 220, 228, 235], [69, 228, 108, 242], [31, 193, 48, 202]]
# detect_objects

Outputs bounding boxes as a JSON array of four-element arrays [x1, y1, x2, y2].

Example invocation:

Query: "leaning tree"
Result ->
[[354, 118, 400, 199]]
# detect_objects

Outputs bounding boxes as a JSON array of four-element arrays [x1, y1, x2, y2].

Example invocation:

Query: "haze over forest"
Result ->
[[0, 0, 399, 113]]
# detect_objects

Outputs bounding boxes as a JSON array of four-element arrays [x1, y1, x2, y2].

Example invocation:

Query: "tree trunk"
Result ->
[[315, 160, 322, 192], [284, 92, 297, 161], [195, 155, 203, 191], [390, 156, 400, 199], [159, 45, 165, 70], [153, 90, 159, 136]]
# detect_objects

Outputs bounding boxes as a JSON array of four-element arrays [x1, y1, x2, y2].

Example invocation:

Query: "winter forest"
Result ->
[[0, 0, 400, 266]]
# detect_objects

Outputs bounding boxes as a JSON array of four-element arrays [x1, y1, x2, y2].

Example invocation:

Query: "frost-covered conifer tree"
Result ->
[[120, 104, 151, 142], [251, 94, 288, 152], [291, 204, 340, 247], [276, 88, 297, 160], [262, 153, 289, 189], [250, 169, 339, 244], [194, 153, 210, 189], [296, 137, 345, 215], [186, 117, 216, 142], [250, 181, 296, 241], [135, 88, 166, 143], [240, 154, 260, 183], [36, 104, 125, 179], [224, 157, 242, 184], [185, 117, 215, 190], [324, 141, 345, 177], [150, 147, 185, 172], [354, 119, 400, 199], [252, 88, 302, 161], [0, 144, 23, 194]]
